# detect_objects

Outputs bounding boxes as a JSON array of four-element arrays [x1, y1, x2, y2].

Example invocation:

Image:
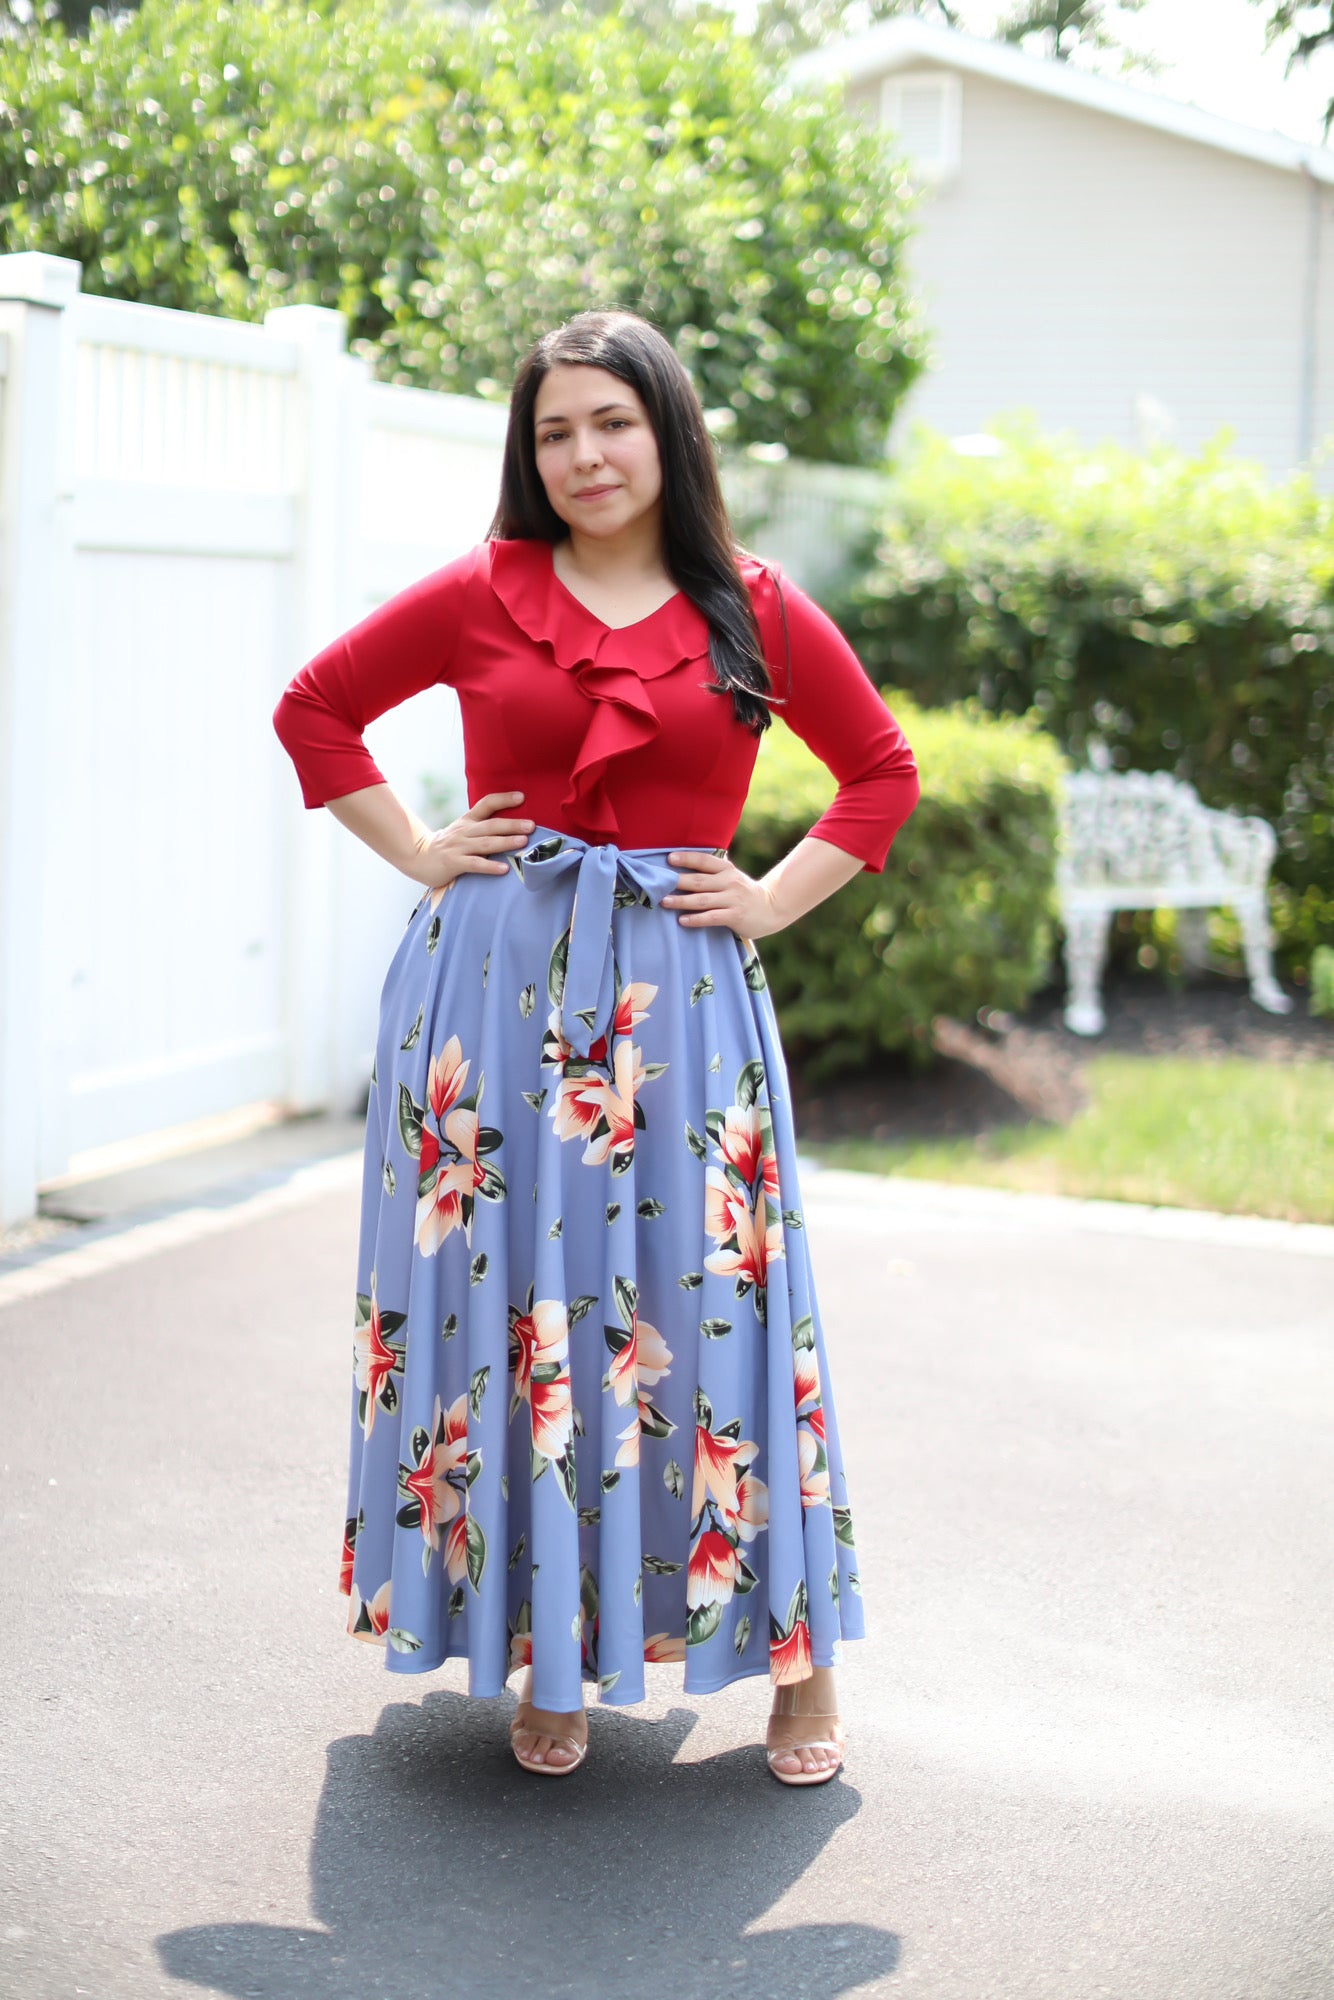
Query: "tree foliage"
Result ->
[[996, 0, 1154, 72], [0, 0, 924, 462], [753, 0, 1151, 66], [1261, 0, 1334, 65], [751, 0, 959, 60], [1256, 0, 1334, 132]]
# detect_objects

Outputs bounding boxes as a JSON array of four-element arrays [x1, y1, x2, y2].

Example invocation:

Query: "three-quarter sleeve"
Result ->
[[750, 562, 920, 872], [273, 544, 482, 809]]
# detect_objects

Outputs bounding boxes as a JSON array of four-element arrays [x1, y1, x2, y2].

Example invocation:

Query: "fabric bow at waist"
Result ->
[[514, 829, 683, 1059]]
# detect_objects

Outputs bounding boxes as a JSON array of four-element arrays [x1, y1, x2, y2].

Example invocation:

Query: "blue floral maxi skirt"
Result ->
[[341, 826, 866, 1709]]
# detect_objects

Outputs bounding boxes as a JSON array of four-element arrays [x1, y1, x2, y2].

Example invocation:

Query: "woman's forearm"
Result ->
[[324, 783, 432, 880], [760, 835, 868, 930]]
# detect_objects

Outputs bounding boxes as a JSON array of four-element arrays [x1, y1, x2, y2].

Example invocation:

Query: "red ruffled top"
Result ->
[[273, 537, 919, 871]]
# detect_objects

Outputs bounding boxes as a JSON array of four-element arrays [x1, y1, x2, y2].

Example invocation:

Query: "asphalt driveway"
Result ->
[[2, 1157, 1330, 2000]]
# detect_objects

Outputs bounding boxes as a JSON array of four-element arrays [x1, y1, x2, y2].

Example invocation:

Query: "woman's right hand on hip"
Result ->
[[412, 792, 536, 887]]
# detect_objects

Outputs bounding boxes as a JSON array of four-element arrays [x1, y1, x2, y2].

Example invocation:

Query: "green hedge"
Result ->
[[831, 424, 1334, 967], [733, 696, 1066, 1077], [0, 0, 922, 463]]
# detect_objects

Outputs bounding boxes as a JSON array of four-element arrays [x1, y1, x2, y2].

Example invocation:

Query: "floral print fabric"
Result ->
[[342, 826, 865, 1710]]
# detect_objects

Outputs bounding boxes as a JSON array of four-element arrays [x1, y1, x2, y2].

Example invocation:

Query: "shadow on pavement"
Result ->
[[157, 1689, 898, 2000]]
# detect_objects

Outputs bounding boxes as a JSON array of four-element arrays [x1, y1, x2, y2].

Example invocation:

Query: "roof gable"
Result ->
[[790, 18, 1334, 185]]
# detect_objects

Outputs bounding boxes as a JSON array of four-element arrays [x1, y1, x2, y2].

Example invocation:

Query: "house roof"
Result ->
[[789, 18, 1334, 187]]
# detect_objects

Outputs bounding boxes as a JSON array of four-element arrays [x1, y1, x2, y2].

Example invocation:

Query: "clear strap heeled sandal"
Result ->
[[509, 1672, 588, 1777], [765, 1682, 845, 1787]]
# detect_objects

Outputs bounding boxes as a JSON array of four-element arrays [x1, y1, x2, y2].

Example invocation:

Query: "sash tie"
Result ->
[[514, 829, 686, 1058]]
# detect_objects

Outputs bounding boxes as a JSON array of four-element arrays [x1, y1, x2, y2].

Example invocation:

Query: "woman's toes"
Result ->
[[769, 1743, 839, 1775]]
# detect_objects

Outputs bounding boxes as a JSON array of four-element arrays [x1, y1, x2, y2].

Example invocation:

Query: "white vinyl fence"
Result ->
[[0, 253, 885, 1226], [722, 451, 889, 595], [0, 251, 506, 1224]]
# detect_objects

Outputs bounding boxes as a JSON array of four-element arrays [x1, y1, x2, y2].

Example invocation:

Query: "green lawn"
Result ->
[[803, 1055, 1334, 1226]]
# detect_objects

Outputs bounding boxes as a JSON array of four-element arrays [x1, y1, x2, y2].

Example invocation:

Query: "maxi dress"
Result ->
[[273, 536, 920, 1712]]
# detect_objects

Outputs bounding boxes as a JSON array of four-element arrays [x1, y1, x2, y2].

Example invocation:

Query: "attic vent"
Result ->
[[880, 70, 962, 181]]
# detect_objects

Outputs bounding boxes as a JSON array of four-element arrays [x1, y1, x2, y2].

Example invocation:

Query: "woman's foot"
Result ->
[[510, 1669, 588, 1775], [766, 1664, 844, 1785]]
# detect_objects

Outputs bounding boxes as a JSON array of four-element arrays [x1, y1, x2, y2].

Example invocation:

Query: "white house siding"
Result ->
[[845, 71, 1334, 473]]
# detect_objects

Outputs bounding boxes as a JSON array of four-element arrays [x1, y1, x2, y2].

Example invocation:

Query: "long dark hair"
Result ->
[[487, 309, 774, 736]]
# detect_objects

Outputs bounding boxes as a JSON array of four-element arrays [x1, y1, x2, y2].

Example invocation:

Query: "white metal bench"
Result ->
[[1056, 768, 1292, 1035]]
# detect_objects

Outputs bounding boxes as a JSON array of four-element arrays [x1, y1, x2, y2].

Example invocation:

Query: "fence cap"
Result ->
[[0, 253, 82, 309], [263, 303, 348, 354]]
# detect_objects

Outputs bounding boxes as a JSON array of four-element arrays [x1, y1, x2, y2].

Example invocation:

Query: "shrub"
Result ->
[[1311, 945, 1334, 1019], [732, 695, 1066, 1078], [0, 0, 923, 463], [832, 423, 1334, 967]]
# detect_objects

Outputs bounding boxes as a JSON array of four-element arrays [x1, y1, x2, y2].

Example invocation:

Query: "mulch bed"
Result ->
[[786, 974, 1334, 1145]]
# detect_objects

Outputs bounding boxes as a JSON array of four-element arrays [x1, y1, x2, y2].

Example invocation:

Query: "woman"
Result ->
[[273, 308, 919, 1785]]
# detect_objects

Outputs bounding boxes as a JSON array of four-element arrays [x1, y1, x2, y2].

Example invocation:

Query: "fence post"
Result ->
[[322, 348, 378, 1116], [264, 304, 364, 1114], [0, 253, 81, 1227]]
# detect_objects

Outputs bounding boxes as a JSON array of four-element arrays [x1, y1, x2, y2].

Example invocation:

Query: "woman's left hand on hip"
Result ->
[[663, 852, 782, 939]]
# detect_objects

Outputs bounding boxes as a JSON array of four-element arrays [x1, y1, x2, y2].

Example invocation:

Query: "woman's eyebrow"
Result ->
[[535, 402, 636, 425]]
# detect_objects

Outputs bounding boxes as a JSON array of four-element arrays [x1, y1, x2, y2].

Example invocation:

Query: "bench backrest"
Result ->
[[1056, 770, 1276, 894]]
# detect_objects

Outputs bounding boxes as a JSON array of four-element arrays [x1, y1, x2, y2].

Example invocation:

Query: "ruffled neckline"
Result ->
[[486, 538, 716, 839], [488, 537, 712, 678]]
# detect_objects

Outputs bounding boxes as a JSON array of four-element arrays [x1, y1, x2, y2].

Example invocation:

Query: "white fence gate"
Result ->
[[0, 253, 884, 1226]]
